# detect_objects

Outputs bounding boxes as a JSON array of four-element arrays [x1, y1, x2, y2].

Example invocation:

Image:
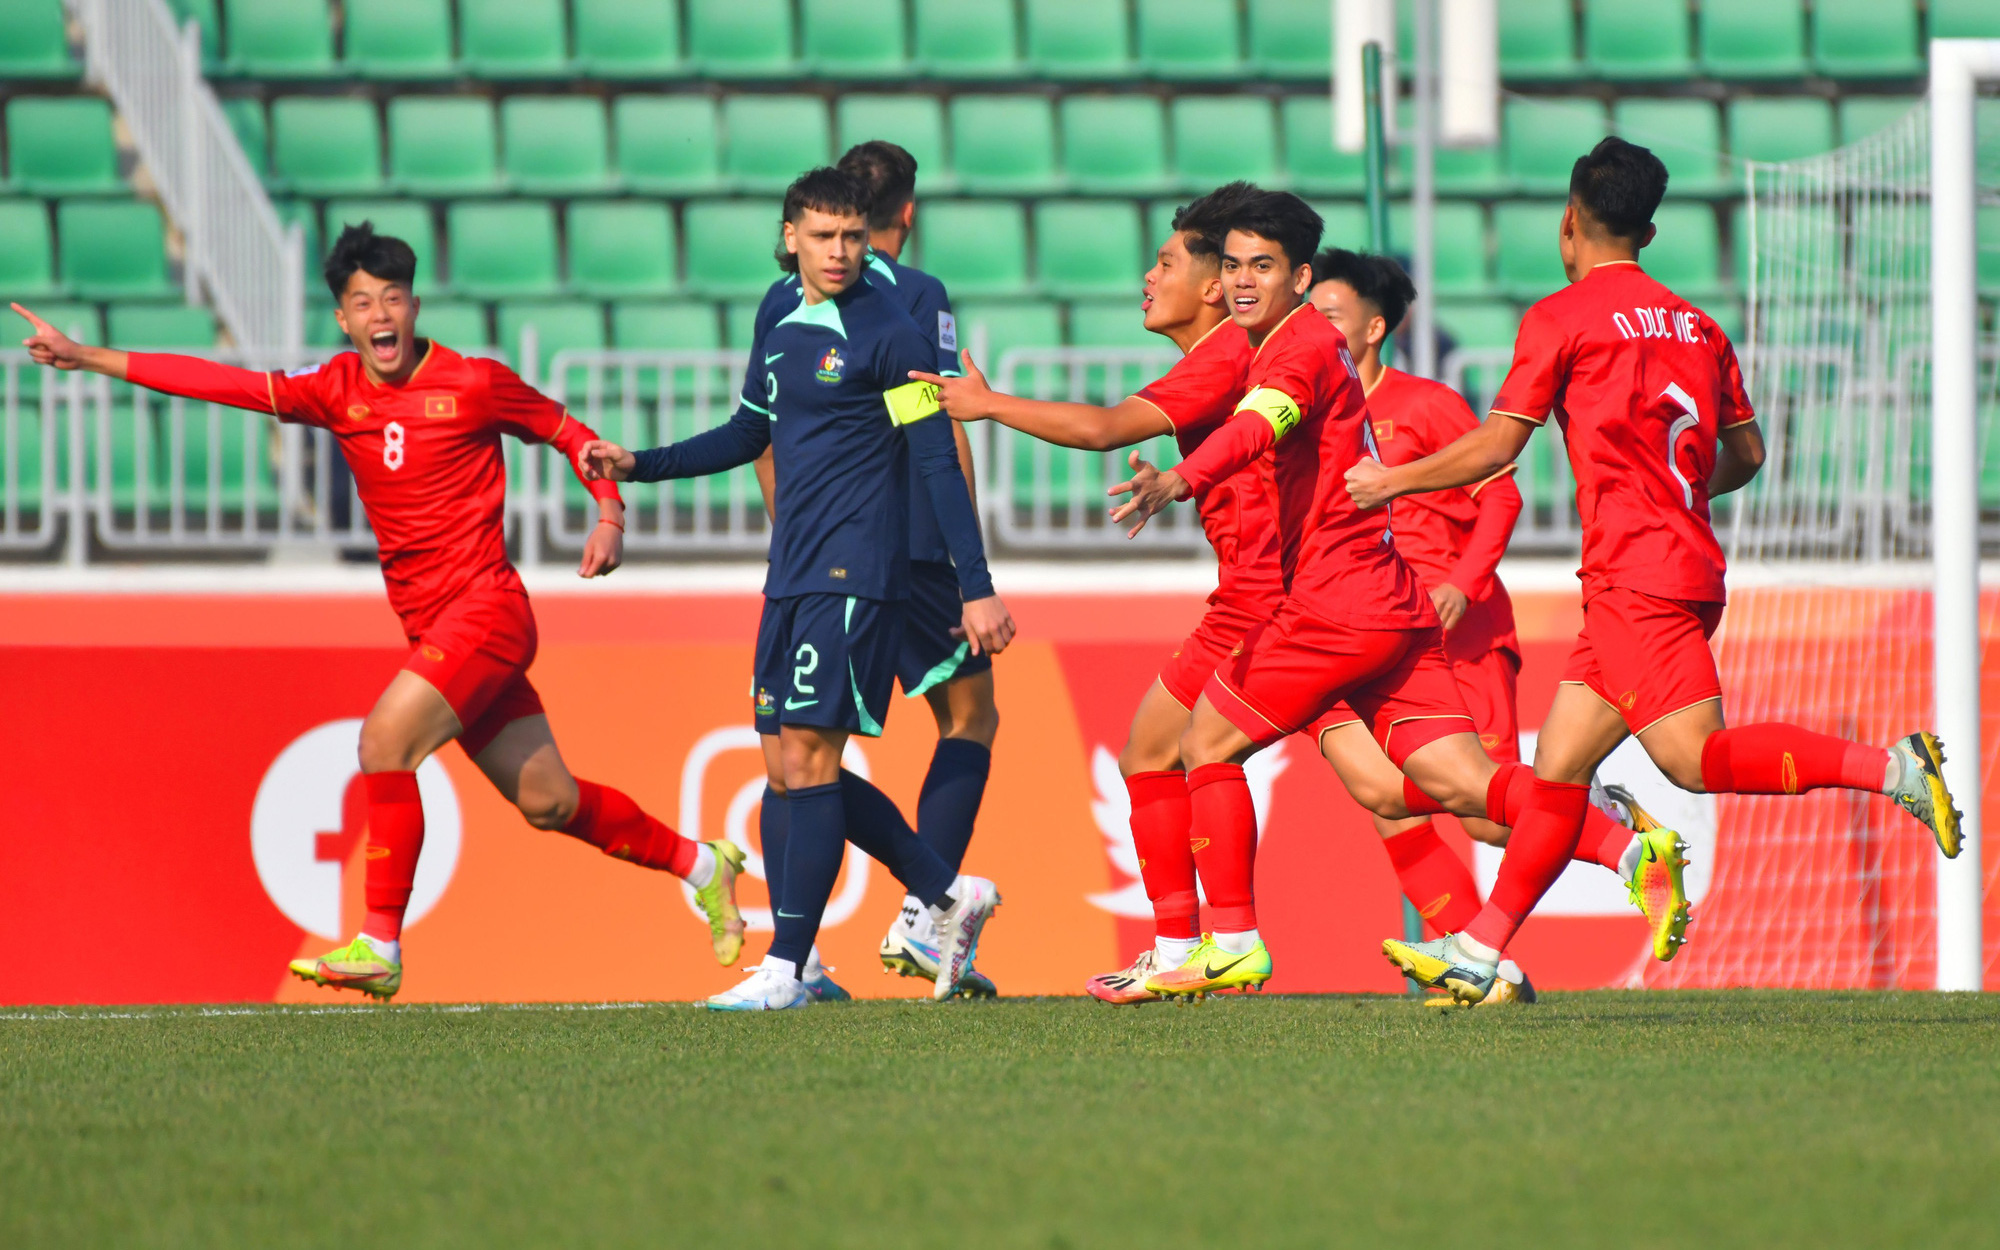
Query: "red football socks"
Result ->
[[1464, 777, 1589, 953], [1381, 822, 1481, 935], [1401, 774, 1448, 817], [1126, 770, 1200, 941], [1700, 724, 1890, 795], [360, 770, 424, 944], [1187, 762, 1259, 933], [1484, 761, 1633, 870], [565, 779, 700, 878]]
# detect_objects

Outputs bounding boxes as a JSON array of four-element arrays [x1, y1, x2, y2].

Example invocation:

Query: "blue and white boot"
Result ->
[[704, 957, 811, 1011], [801, 946, 851, 1003]]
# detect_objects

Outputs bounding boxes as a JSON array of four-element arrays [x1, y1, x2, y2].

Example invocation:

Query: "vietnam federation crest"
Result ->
[[815, 346, 845, 383]]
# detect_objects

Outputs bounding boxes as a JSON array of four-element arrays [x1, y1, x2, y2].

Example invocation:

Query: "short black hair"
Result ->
[[1170, 181, 1263, 267], [1309, 249, 1418, 334], [775, 166, 870, 274], [323, 222, 416, 299], [1569, 137, 1669, 242], [838, 141, 918, 233], [1223, 191, 1324, 272]]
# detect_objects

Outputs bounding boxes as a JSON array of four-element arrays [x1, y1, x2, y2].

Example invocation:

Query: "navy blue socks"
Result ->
[[767, 781, 845, 976], [916, 738, 991, 873], [839, 769, 955, 907]]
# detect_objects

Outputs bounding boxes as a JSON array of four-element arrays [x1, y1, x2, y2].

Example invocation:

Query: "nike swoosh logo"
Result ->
[[1199, 951, 1256, 979], [1643, 843, 1659, 864], [765, 353, 784, 363], [776, 909, 805, 919], [784, 697, 817, 710]]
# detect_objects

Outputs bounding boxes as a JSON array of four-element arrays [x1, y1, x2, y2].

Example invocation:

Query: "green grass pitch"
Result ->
[[4, 991, 1997, 1248]]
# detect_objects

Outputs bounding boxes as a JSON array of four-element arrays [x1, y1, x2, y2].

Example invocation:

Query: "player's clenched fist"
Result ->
[[908, 348, 997, 422], [954, 594, 1016, 657], [1344, 457, 1395, 510], [579, 439, 636, 482]]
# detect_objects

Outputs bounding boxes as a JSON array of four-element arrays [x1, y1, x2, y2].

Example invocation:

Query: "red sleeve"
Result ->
[[1174, 408, 1273, 498], [1713, 327, 1755, 429], [1134, 339, 1239, 438], [479, 360, 620, 504], [1489, 302, 1568, 426], [125, 352, 331, 428], [1448, 470, 1521, 599]]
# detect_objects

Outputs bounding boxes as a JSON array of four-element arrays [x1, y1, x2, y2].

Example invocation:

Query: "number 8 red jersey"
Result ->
[[1490, 262, 1754, 605]]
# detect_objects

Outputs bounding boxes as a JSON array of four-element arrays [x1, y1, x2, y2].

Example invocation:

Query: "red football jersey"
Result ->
[[126, 341, 616, 632], [1491, 263, 1754, 604], [1175, 305, 1434, 629], [1365, 367, 1520, 660], [1132, 319, 1282, 608]]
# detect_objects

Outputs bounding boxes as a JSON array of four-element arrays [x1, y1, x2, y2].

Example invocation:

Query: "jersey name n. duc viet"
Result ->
[[1491, 262, 1754, 605]]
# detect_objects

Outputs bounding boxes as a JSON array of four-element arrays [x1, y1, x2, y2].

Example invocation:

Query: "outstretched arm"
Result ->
[[583, 404, 773, 484], [910, 349, 1171, 451], [1346, 414, 1533, 510], [18, 302, 291, 413], [1109, 395, 1288, 537]]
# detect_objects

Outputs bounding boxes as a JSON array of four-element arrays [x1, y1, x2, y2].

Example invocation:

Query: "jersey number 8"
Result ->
[[383, 420, 406, 471]]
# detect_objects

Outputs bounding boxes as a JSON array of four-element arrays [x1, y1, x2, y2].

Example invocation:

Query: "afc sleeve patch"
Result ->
[[884, 379, 942, 426], [937, 311, 958, 353], [1239, 387, 1302, 440]]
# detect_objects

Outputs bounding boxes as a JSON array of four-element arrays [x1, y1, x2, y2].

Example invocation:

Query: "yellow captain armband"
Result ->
[[884, 379, 943, 427], [1239, 386, 1302, 440]]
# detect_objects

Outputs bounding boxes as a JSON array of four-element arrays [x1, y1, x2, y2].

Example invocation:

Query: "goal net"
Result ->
[[1636, 97, 2000, 990]]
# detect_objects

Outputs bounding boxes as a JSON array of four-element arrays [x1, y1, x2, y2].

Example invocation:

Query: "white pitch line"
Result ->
[[0, 1001, 677, 1022]]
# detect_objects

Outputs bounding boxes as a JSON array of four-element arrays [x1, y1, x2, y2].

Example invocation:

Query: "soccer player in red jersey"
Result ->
[[1346, 139, 1961, 1003], [914, 183, 1273, 1003], [11, 225, 748, 1000]]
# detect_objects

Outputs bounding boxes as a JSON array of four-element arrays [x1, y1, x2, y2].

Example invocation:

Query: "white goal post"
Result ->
[[1929, 39, 1999, 992]]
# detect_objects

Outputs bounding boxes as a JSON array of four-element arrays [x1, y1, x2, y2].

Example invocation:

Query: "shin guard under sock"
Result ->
[[361, 770, 424, 944], [1186, 762, 1259, 933], [838, 769, 955, 907], [1700, 724, 1890, 795], [564, 779, 699, 878], [1465, 778, 1589, 952], [760, 785, 789, 919], [1381, 822, 1482, 935], [768, 781, 846, 974], [915, 738, 990, 873], [1126, 770, 1200, 941]]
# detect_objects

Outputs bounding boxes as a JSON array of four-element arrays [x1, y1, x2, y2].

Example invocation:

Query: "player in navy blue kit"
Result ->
[[583, 168, 1013, 1010]]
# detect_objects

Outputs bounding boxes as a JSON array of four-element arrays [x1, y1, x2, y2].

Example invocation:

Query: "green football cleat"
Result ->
[[1604, 784, 1693, 962], [1142, 935, 1273, 999], [287, 936, 401, 1001], [1890, 732, 1962, 859], [694, 840, 749, 965]]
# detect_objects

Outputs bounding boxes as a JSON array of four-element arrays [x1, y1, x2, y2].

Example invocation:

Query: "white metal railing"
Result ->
[[70, 0, 304, 353]]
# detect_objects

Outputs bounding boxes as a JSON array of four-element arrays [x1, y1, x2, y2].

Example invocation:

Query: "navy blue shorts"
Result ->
[[896, 560, 992, 698], [753, 593, 905, 737]]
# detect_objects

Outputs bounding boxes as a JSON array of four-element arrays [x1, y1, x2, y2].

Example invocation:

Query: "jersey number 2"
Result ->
[[382, 420, 406, 471]]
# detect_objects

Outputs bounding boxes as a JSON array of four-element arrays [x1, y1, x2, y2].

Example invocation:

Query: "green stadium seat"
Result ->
[[460, 0, 570, 78], [1172, 97, 1278, 191], [1067, 299, 1156, 347], [1500, 0, 1580, 81], [413, 300, 491, 349], [1282, 96, 1366, 195], [108, 304, 217, 347], [389, 98, 500, 195], [837, 96, 950, 190], [447, 201, 560, 299], [803, 0, 909, 77], [920, 201, 1030, 297], [1388, 201, 1491, 298], [1979, 207, 2000, 295], [568, 201, 678, 298], [614, 96, 722, 194], [723, 299, 764, 348], [6, 98, 121, 195], [1581, 0, 1691, 80], [1613, 99, 1728, 197], [1812, 0, 1922, 79], [950, 96, 1060, 194], [1644, 203, 1724, 299], [1137, 0, 1242, 80], [167, 0, 223, 70], [952, 300, 1062, 372], [223, 0, 335, 76], [497, 300, 604, 382], [1504, 98, 1607, 195], [573, 0, 684, 77], [222, 98, 268, 177], [1026, 0, 1134, 78], [683, 200, 783, 298], [0, 200, 56, 297], [1248, 0, 1332, 80], [1312, 200, 1368, 251], [1698, 0, 1806, 80], [1727, 98, 1835, 166], [722, 96, 830, 193], [612, 301, 720, 349], [1838, 96, 1920, 146], [324, 199, 437, 290], [59, 200, 173, 298], [270, 98, 383, 195], [1034, 200, 1143, 298], [1061, 97, 1168, 195], [1492, 200, 1568, 302], [502, 97, 611, 195], [0, 0, 77, 78], [912, 0, 1020, 78], [689, 0, 796, 77], [1931, 0, 2000, 39], [344, 0, 455, 78]]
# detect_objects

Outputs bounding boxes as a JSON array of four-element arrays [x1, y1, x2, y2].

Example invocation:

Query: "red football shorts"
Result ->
[[402, 588, 546, 757], [1159, 596, 1270, 709], [1205, 601, 1472, 759], [1314, 641, 1521, 766], [1562, 587, 1724, 734]]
